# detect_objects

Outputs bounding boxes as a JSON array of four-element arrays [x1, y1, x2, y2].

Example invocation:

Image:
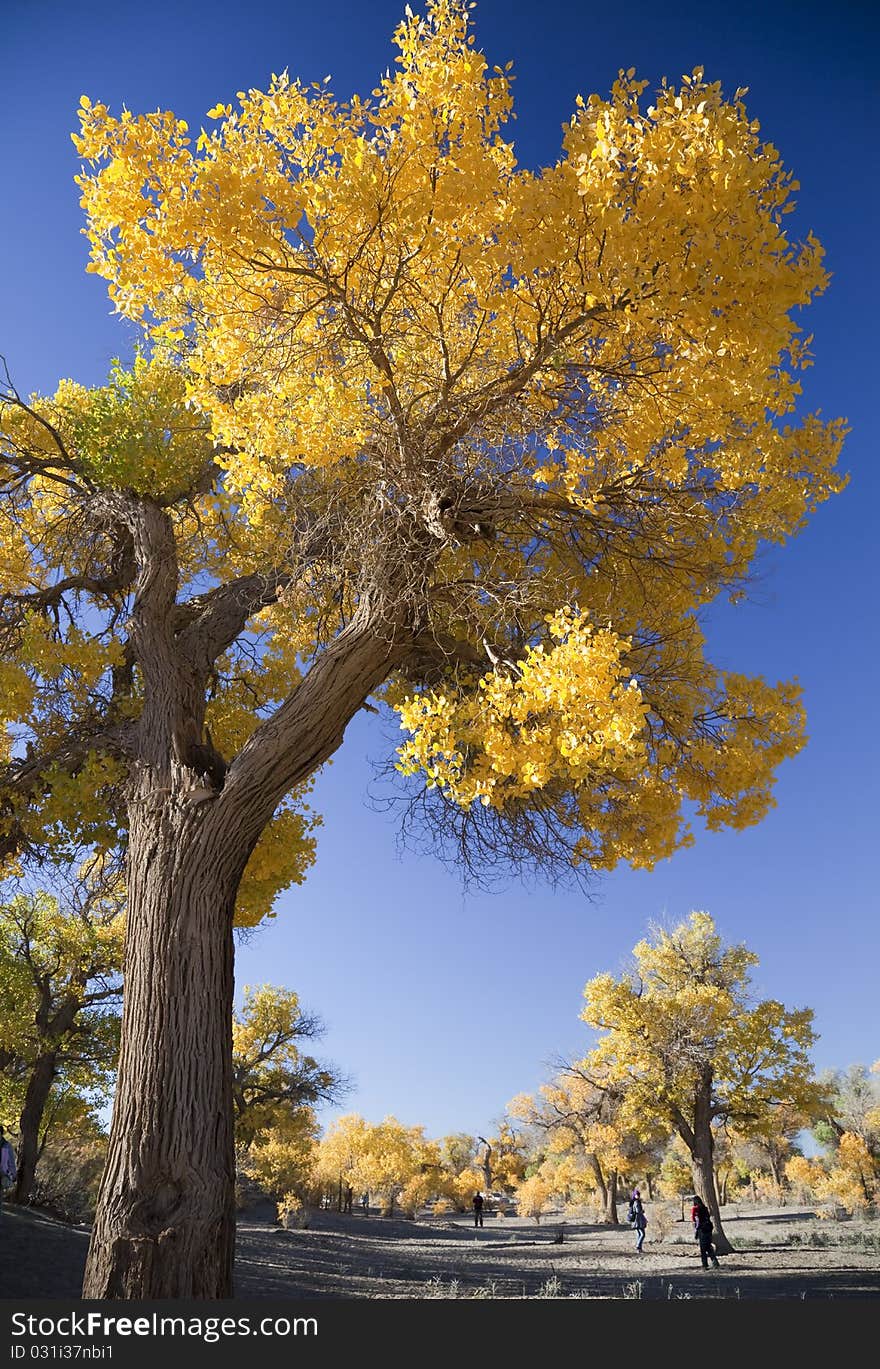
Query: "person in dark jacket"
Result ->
[[629, 1188, 648, 1252], [0, 1125, 16, 1216], [691, 1195, 720, 1268], [473, 1192, 484, 1227]]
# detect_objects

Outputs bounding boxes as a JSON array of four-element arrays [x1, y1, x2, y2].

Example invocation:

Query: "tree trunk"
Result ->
[[645, 1172, 654, 1200], [81, 575, 404, 1297], [675, 1072, 734, 1254], [588, 1153, 617, 1225], [587, 1152, 607, 1218], [768, 1152, 783, 1196], [605, 1168, 620, 1226], [14, 1051, 60, 1204], [479, 1140, 492, 1195], [83, 802, 241, 1298], [689, 1123, 733, 1252]]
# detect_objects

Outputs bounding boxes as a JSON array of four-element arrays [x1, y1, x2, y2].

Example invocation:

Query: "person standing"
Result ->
[[691, 1195, 720, 1269], [0, 1126, 16, 1215], [629, 1188, 648, 1252], [473, 1192, 484, 1228]]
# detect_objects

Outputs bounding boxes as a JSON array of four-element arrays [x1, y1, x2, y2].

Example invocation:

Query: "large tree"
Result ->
[[580, 912, 824, 1251], [0, 1, 844, 1295]]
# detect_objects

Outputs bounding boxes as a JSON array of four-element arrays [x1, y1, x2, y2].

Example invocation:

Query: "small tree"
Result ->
[[313, 1114, 437, 1218], [0, 882, 122, 1204], [476, 1122, 527, 1195], [515, 1173, 553, 1223], [509, 1065, 666, 1225], [232, 985, 345, 1150]]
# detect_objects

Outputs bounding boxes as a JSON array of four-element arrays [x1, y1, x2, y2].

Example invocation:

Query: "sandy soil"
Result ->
[[1, 1201, 878, 1300]]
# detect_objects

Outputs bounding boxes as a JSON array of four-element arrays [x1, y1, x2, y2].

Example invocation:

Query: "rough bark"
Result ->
[[605, 1167, 620, 1226], [14, 1051, 60, 1204], [685, 1070, 734, 1254], [82, 800, 241, 1298], [588, 1152, 618, 1225]]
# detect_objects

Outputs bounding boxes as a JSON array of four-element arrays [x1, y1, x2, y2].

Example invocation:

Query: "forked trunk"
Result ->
[[81, 592, 404, 1297], [83, 801, 241, 1298]]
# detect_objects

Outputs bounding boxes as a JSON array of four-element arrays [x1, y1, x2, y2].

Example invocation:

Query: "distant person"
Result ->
[[473, 1192, 484, 1228], [0, 1126, 16, 1212], [344, 1185, 353, 1214], [691, 1195, 720, 1269], [629, 1188, 647, 1253], [361, 1191, 369, 1216]]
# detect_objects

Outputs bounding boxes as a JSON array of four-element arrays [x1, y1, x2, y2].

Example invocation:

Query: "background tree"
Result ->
[[0, 0, 844, 1296], [26, 1103, 111, 1225], [800, 1061, 880, 1213], [580, 912, 823, 1252], [438, 1132, 478, 1177], [813, 1063, 880, 1152], [731, 1100, 814, 1198], [658, 1136, 694, 1205], [0, 880, 123, 1204], [508, 1063, 665, 1224], [240, 1110, 320, 1210], [476, 1122, 527, 1196], [230, 983, 345, 1209], [313, 1113, 438, 1217], [514, 1173, 553, 1223], [231, 984, 345, 1150]]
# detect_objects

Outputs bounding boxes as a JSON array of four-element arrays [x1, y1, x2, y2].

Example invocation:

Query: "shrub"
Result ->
[[29, 1130, 107, 1224], [277, 1192, 309, 1229]]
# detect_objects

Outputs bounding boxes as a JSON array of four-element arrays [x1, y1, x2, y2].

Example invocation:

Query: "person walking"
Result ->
[[691, 1195, 720, 1269], [473, 1192, 484, 1228], [0, 1126, 16, 1215], [629, 1188, 648, 1253]]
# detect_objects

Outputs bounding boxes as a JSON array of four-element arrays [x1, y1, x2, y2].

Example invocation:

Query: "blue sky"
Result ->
[[2, 0, 877, 1142]]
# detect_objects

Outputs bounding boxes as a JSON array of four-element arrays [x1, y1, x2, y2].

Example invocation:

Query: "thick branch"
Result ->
[[214, 600, 408, 849], [176, 570, 293, 675]]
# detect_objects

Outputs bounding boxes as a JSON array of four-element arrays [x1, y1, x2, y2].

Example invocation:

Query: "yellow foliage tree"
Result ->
[[451, 1165, 490, 1213], [476, 1122, 527, 1195], [515, 1173, 554, 1223], [313, 1113, 438, 1217], [0, 876, 123, 1205], [241, 1109, 319, 1208], [230, 984, 344, 1205], [1, 0, 844, 1296], [510, 1064, 665, 1225], [231, 985, 344, 1150], [580, 912, 824, 1252]]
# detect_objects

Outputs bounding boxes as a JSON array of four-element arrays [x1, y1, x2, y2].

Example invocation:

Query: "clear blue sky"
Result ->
[[3, 0, 877, 1143]]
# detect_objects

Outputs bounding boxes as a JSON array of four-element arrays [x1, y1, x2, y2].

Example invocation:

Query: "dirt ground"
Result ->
[[1, 1200, 878, 1300]]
